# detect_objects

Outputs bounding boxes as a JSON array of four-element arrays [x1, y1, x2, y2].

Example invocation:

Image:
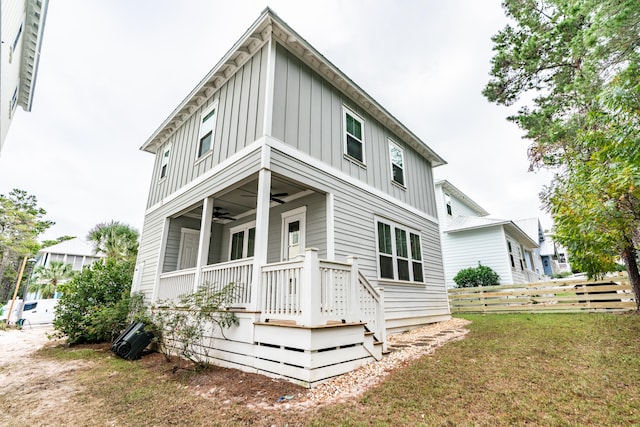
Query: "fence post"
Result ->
[[347, 256, 362, 323], [300, 248, 321, 326], [376, 287, 387, 352]]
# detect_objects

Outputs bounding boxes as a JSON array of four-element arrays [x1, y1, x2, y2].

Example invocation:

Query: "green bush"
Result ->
[[53, 258, 135, 344], [454, 263, 500, 288], [150, 282, 239, 369]]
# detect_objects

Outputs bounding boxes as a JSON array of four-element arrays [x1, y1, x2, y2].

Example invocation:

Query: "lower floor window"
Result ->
[[377, 219, 424, 282], [230, 222, 256, 260]]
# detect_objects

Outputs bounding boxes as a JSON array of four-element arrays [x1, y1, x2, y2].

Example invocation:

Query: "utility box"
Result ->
[[111, 321, 154, 360]]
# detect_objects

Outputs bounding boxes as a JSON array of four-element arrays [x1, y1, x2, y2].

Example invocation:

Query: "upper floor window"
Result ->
[[229, 221, 256, 260], [10, 23, 23, 62], [445, 193, 452, 216], [198, 101, 218, 158], [10, 87, 18, 116], [343, 106, 365, 164], [389, 140, 405, 186], [160, 143, 171, 179], [376, 219, 424, 283]]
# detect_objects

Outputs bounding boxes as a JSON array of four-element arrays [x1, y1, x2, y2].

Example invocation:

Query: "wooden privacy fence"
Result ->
[[448, 274, 637, 313]]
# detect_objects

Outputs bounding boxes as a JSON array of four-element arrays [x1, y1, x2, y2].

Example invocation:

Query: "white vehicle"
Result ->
[[1, 299, 58, 325]]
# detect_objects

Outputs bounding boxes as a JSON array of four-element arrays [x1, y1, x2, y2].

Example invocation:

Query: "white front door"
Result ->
[[177, 228, 199, 269], [281, 206, 306, 261]]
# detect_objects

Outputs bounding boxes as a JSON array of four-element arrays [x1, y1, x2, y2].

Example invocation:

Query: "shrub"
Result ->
[[150, 282, 239, 370], [454, 263, 500, 288], [53, 258, 135, 344]]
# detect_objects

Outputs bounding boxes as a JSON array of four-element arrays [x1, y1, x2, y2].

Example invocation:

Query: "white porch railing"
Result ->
[[156, 249, 385, 341], [200, 258, 253, 305], [259, 249, 384, 341], [157, 259, 253, 305], [157, 268, 197, 301], [260, 258, 305, 321], [357, 270, 386, 344]]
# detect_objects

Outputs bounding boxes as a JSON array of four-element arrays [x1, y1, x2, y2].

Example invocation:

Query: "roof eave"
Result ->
[[17, 0, 49, 111], [140, 8, 446, 167]]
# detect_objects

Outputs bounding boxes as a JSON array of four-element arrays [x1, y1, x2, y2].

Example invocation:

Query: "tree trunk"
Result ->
[[621, 244, 640, 311]]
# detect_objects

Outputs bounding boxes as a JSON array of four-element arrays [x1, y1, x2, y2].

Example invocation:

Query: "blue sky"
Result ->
[[0, 1, 554, 241]]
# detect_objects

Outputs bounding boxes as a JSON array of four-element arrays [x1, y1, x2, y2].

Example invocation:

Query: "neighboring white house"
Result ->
[[539, 231, 572, 276], [29, 237, 104, 298], [0, 0, 48, 155], [133, 8, 450, 386], [434, 180, 546, 288]]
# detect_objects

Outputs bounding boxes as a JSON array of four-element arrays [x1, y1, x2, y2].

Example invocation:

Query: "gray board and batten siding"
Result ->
[[146, 44, 269, 209], [268, 148, 449, 327], [137, 12, 448, 324], [271, 43, 439, 218], [147, 40, 439, 219]]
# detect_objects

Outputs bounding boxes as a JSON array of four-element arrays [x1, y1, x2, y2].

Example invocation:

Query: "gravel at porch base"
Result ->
[[260, 317, 471, 410]]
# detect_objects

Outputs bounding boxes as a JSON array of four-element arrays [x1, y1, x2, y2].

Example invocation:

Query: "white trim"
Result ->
[[196, 100, 219, 160], [388, 139, 406, 188], [281, 206, 307, 261], [326, 193, 335, 260], [265, 137, 439, 225], [159, 142, 172, 180], [145, 140, 263, 214], [152, 218, 171, 303], [228, 220, 257, 260], [263, 38, 276, 136], [373, 215, 424, 283], [177, 227, 200, 270], [342, 105, 366, 165], [145, 136, 439, 225], [132, 260, 145, 293]]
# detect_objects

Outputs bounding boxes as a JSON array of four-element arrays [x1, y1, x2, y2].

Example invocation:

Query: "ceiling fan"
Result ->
[[212, 207, 235, 221], [242, 192, 288, 204]]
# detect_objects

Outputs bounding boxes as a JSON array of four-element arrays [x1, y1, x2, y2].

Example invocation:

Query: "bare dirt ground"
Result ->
[[0, 318, 470, 425]]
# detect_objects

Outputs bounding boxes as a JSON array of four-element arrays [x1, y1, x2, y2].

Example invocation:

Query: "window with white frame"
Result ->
[[10, 87, 18, 116], [343, 106, 365, 163], [160, 143, 171, 179], [10, 22, 23, 62], [507, 240, 515, 268], [197, 102, 218, 158], [229, 221, 256, 260], [445, 193, 452, 216], [389, 140, 405, 186], [376, 219, 424, 282]]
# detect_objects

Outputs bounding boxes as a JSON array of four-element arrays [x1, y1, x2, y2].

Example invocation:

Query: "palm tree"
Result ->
[[87, 221, 139, 261], [31, 261, 74, 299]]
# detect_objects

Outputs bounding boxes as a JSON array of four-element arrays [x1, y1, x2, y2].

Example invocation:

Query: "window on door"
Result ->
[[229, 221, 256, 260], [376, 219, 424, 282], [281, 207, 306, 261]]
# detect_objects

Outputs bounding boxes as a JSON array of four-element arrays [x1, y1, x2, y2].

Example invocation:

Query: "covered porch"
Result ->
[[150, 169, 385, 343]]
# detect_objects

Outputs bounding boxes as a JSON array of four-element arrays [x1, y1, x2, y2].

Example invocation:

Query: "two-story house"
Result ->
[[434, 180, 546, 288], [0, 0, 48, 155], [133, 8, 450, 387]]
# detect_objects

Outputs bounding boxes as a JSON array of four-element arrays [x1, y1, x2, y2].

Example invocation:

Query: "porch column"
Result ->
[[300, 248, 322, 326], [194, 196, 214, 292], [249, 168, 271, 311], [326, 193, 335, 261]]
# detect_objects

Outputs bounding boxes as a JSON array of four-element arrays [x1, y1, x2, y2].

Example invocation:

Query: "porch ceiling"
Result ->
[[182, 175, 311, 222]]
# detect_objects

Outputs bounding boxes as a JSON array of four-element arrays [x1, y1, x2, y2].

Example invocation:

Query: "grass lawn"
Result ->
[[32, 313, 640, 426]]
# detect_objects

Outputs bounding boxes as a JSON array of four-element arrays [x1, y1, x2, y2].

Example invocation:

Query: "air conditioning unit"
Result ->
[[110, 321, 154, 360]]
